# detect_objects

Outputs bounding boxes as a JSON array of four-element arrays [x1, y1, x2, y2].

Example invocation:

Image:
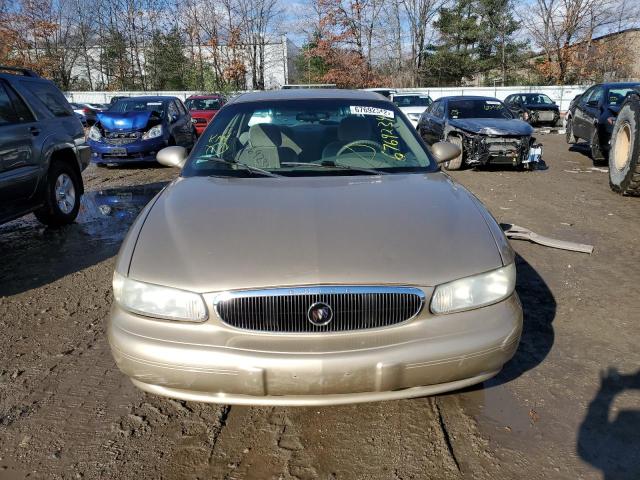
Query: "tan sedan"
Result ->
[[108, 89, 522, 406]]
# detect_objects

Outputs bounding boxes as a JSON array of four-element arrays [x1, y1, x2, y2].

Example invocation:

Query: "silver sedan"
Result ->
[[107, 89, 522, 406]]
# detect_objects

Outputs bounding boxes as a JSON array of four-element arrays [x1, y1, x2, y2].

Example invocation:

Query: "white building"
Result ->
[[68, 35, 300, 94]]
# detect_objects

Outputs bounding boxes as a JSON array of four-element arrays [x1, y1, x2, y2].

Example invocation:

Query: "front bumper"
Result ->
[[75, 144, 91, 171], [89, 136, 167, 163], [108, 293, 522, 406], [462, 134, 533, 166], [193, 123, 209, 136]]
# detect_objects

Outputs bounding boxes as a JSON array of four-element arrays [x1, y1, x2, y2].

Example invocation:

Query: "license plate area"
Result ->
[[108, 147, 127, 156]]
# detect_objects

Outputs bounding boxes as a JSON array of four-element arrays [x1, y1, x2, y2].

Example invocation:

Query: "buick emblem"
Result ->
[[307, 302, 333, 326]]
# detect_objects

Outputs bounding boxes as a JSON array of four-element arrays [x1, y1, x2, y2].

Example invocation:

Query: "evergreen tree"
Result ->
[[422, 0, 481, 86], [146, 28, 192, 90], [475, 0, 528, 84], [421, 0, 528, 86], [296, 35, 330, 85]]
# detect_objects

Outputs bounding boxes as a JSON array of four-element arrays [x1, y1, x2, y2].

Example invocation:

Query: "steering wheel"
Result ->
[[336, 140, 382, 157]]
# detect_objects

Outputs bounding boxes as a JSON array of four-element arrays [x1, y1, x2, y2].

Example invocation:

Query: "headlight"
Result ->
[[430, 263, 516, 314], [112, 271, 207, 322], [142, 124, 163, 140], [88, 125, 102, 141]]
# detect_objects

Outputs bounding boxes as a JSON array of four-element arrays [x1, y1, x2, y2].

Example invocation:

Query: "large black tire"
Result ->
[[609, 96, 640, 195], [590, 129, 606, 163], [444, 136, 464, 170], [34, 162, 82, 226], [566, 117, 577, 144]]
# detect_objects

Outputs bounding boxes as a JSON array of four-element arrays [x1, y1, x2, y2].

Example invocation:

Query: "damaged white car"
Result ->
[[417, 96, 544, 170]]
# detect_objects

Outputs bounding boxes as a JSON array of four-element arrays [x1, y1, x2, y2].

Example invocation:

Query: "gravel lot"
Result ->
[[0, 134, 638, 480]]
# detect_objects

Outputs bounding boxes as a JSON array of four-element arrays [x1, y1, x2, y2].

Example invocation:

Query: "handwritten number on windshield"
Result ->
[[205, 134, 230, 156], [376, 116, 405, 161]]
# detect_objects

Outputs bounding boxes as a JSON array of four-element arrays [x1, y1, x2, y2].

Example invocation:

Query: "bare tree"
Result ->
[[522, 0, 637, 83], [235, 0, 284, 89], [400, 0, 445, 86]]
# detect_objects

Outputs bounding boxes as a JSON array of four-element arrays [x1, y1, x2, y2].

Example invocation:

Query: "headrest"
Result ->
[[338, 116, 372, 142], [249, 123, 282, 147]]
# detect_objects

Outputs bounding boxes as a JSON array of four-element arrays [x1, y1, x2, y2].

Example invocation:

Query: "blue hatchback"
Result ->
[[88, 96, 196, 165]]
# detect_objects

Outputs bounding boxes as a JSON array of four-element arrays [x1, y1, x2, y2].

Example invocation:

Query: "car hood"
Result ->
[[190, 110, 218, 120], [523, 104, 558, 111], [400, 106, 428, 115], [97, 111, 152, 131], [449, 118, 533, 136], [126, 173, 504, 293]]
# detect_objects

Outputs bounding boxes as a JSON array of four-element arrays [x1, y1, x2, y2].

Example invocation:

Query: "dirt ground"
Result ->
[[0, 134, 638, 480]]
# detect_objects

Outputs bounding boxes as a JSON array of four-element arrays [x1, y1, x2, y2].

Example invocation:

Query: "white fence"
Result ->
[[395, 86, 586, 112], [65, 90, 203, 104], [65, 85, 587, 113]]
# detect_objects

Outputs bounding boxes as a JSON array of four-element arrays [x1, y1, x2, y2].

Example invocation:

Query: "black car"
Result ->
[[417, 96, 537, 170], [565, 82, 640, 161], [0, 66, 89, 227], [108, 95, 129, 107], [504, 93, 560, 126]]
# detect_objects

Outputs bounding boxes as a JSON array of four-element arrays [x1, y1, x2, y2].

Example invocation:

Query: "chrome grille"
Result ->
[[215, 286, 425, 333], [104, 137, 138, 145], [104, 132, 140, 145]]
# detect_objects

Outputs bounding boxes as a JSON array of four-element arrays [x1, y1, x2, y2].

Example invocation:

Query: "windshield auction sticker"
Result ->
[[350, 106, 394, 118]]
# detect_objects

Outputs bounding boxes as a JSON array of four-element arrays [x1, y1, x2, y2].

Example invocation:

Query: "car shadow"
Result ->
[[568, 143, 608, 166], [470, 162, 549, 172], [98, 161, 169, 170], [0, 182, 167, 297], [484, 252, 556, 387], [577, 368, 640, 480]]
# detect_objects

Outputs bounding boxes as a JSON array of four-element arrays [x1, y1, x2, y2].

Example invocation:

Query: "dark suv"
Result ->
[[565, 82, 640, 161], [0, 66, 89, 227]]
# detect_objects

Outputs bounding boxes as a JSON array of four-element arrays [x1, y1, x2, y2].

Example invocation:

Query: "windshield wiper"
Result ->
[[281, 161, 388, 175], [198, 156, 281, 178]]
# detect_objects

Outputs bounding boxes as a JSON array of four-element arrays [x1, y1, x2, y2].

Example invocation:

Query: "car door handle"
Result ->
[[29, 127, 40, 136]]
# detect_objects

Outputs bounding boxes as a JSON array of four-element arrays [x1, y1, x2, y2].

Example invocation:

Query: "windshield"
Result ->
[[183, 99, 435, 177], [185, 98, 222, 111], [393, 96, 432, 107], [448, 99, 512, 119], [109, 99, 165, 115], [520, 94, 554, 105], [607, 88, 639, 106]]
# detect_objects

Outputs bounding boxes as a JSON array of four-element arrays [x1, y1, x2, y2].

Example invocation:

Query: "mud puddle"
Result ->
[[0, 182, 166, 297]]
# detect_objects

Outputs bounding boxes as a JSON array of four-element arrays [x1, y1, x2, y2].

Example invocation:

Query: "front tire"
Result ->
[[444, 136, 464, 170], [590, 129, 606, 163], [566, 117, 577, 144], [34, 162, 82, 226], [609, 97, 640, 195]]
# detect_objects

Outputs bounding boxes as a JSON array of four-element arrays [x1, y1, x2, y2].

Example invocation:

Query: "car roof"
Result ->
[[115, 96, 177, 102], [187, 95, 223, 99], [439, 96, 502, 102], [599, 82, 640, 88], [228, 89, 388, 104]]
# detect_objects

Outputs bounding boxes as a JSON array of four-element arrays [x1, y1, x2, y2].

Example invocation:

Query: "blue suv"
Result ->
[[0, 66, 89, 227], [88, 96, 196, 165]]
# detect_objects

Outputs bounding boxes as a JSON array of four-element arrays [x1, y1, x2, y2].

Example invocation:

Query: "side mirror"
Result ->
[[157, 146, 187, 168], [170, 113, 179, 123], [431, 141, 461, 165]]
